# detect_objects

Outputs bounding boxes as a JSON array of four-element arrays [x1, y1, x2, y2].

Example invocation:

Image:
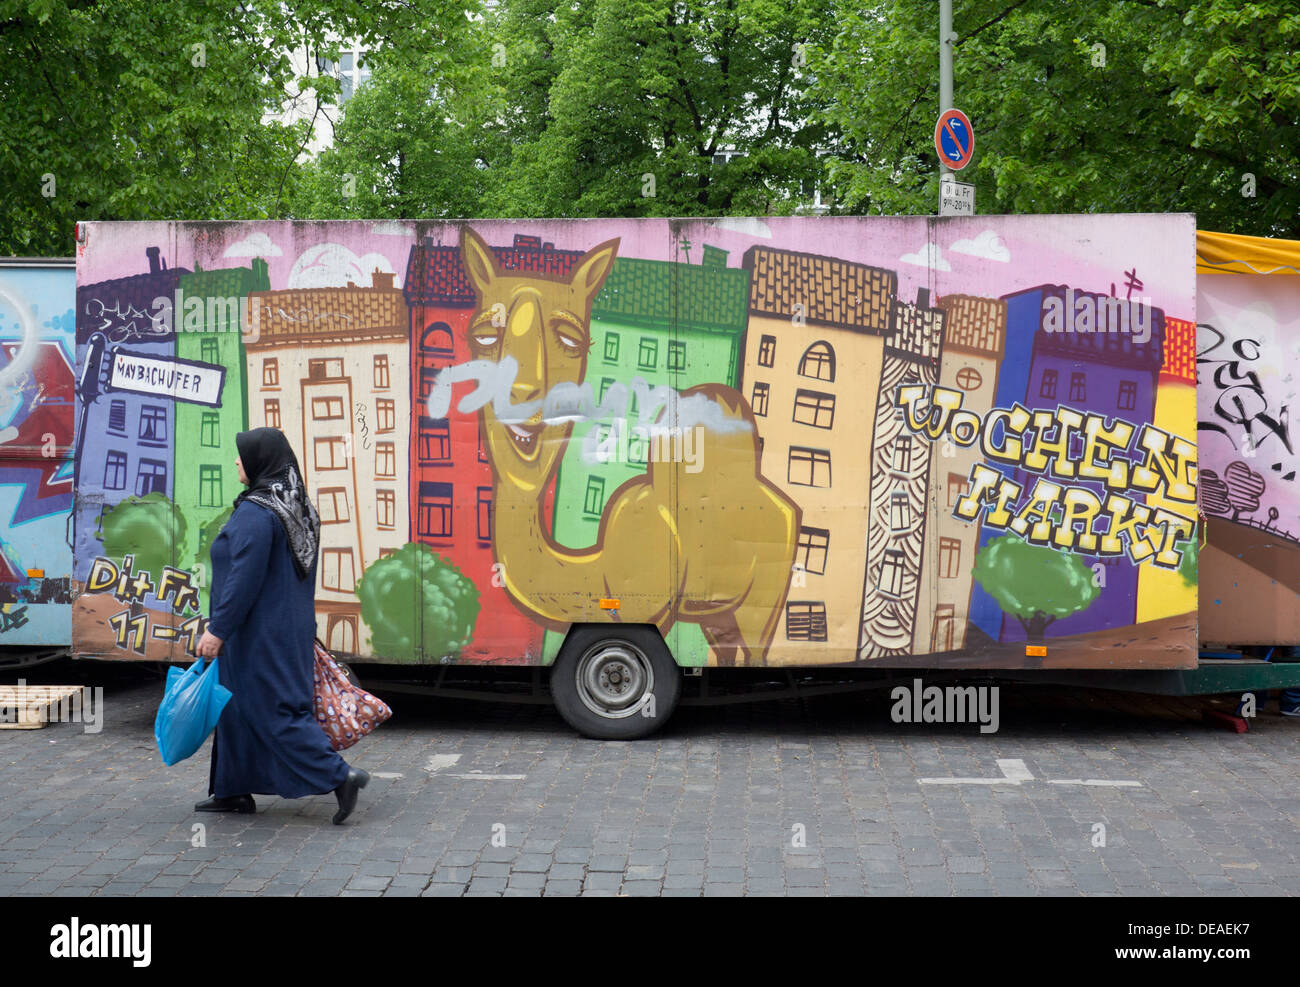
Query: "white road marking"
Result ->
[[919, 757, 1142, 788], [448, 770, 526, 781], [372, 772, 404, 780]]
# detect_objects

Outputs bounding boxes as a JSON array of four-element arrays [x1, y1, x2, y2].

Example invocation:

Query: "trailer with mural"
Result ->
[[59, 214, 1258, 736], [0, 259, 75, 664]]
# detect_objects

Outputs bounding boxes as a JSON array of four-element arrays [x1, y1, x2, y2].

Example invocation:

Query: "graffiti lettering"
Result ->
[[427, 356, 752, 434], [353, 402, 373, 450], [0, 605, 29, 633], [87, 556, 202, 614], [1197, 323, 1293, 462]]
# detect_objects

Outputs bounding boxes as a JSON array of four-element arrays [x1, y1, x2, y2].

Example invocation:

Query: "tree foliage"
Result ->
[[98, 492, 187, 580], [806, 0, 1300, 235]]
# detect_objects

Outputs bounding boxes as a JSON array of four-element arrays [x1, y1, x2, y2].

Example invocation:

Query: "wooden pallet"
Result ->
[[0, 685, 85, 729]]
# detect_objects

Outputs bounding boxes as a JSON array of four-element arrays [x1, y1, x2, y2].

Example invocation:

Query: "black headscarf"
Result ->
[[234, 428, 320, 580]]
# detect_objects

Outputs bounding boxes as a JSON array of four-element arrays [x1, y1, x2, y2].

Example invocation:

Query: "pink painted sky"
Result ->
[[77, 214, 1196, 320]]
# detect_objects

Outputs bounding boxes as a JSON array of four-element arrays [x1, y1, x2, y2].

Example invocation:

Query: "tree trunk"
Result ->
[[1019, 611, 1054, 645]]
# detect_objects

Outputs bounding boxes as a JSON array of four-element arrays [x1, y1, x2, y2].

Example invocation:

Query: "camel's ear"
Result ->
[[571, 238, 619, 307], [460, 227, 497, 298]]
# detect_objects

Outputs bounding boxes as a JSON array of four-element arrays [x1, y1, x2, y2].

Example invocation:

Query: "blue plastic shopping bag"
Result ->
[[154, 658, 232, 766]]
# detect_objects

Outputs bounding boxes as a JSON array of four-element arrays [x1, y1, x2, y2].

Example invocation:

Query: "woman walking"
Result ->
[[193, 427, 368, 824]]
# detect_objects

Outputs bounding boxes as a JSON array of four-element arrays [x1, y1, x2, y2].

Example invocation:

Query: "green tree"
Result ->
[[355, 542, 480, 662], [191, 505, 233, 609], [97, 492, 188, 583], [806, 0, 1300, 236], [0, 0, 443, 255], [971, 534, 1100, 643], [1178, 531, 1198, 588]]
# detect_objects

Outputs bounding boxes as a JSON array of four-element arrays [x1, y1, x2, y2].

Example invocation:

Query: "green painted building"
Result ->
[[174, 259, 268, 596], [545, 246, 750, 665]]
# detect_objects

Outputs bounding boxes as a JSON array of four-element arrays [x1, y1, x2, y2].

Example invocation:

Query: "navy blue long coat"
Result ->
[[206, 501, 350, 799]]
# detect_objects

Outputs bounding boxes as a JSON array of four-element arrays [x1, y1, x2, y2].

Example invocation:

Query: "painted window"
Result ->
[[264, 399, 281, 429], [417, 481, 453, 538], [939, 537, 961, 578], [889, 490, 911, 532], [798, 342, 835, 382], [318, 487, 350, 524], [667, 340, 686, 371], [418, 417, 451, 463], [638, 337, 658, 370], [314, 436, 348, 471], [108, 400, 127, 435], [311, 396, 345, 420], [788, 447, 832, 487], [583, 476, 606, 517], [263, 359, 279, 387], [758, 335, 776, 368], [373, 355, 390, 389], [477, 487, 493, 541], [308, 358, 345, 380], [891, 437, 912, 473], [321, 548, 356, 592], [955, 366, 982, 390], [376, 398, 396, 432], [199, 465, 222, 508], [421, 322, 455, 356], [751, 382, 770, 417], [200, 412, 220, 448], [1069, 372, 1086, 402], [103, 450, 127, 490], [878, 549, 905, 597], [793, 389, 835, 429], [139, 405, 167, 445], [600, 377, 615, 403], [1039, 369, 1057, 399], [947, 472, 969, 507], [786, 602, 828, 642], [1117, 380, 1137, 411], [376, 489, 395, 529], [136, 459, 167, 496], [200, 337, 219, 364], [796, 526, 830, 575], [376, 442, 396, 478], [419, 366, 439, 399], [604, 333, 620, 363]]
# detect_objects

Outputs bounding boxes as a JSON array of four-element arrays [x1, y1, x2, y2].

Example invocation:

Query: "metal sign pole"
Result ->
[[939, 0, 953, 191]]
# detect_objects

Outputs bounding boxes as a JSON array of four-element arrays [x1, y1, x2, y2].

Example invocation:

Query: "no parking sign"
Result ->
[[935, 108, 974, 170]]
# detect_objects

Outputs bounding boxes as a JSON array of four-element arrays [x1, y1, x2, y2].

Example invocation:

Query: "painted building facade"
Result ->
[[740, 246, 897, 664]]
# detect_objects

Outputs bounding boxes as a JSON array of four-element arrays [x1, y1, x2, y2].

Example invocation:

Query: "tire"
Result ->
[[550, 625, 681, 740]]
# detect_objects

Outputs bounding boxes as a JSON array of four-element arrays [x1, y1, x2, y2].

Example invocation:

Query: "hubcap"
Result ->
[[576, 641, 654, 719]]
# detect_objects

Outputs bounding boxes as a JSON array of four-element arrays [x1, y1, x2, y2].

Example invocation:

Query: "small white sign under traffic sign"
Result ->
[[939, 178, 975, 217]]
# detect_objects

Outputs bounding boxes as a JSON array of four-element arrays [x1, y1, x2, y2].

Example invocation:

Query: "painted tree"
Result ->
[[1200, 469, 1231, 517], [1178, 534, 1199, 589], [972, 535, 1100, 644], [355, 543, 480, 662], [191, 506, 234, 610], [1223, 460, 1266, 521], [97, 493, 188, 588]]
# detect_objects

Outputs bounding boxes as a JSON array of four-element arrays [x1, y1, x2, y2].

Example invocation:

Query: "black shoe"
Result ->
[[195, 794, 255, 813], [332, 768, 369, 825]]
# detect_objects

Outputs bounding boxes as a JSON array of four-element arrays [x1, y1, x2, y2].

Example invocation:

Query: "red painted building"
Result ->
[[402, 234, 586, 662]]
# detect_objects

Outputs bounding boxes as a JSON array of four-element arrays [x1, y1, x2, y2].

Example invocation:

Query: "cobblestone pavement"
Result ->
[[2, 662, 1298, 897]]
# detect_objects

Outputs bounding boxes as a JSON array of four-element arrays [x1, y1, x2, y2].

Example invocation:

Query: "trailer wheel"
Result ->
[[551, 625, 681, 740]]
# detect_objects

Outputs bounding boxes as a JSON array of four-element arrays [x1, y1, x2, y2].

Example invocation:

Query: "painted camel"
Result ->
[[460, 227, 801, 667]]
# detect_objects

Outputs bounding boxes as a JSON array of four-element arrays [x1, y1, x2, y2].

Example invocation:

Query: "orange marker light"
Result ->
[[1025, 645, 1047, 657], [599, 599, 621, 610]]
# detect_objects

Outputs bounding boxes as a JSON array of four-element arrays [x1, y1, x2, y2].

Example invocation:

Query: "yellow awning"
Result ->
[[1197, 229, 1300, 276]]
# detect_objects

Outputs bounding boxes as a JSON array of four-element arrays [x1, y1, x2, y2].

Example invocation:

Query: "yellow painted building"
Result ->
[[739, 246, 896, 664], [245, 271, 410, 654]]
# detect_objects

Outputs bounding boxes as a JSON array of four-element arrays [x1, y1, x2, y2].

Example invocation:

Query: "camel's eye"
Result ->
[[472, 331, 500, 349], [554, 327, 586, 353]]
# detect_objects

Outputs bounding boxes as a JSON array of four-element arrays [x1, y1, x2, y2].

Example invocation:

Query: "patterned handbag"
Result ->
[[312, 638, 392, 751]]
